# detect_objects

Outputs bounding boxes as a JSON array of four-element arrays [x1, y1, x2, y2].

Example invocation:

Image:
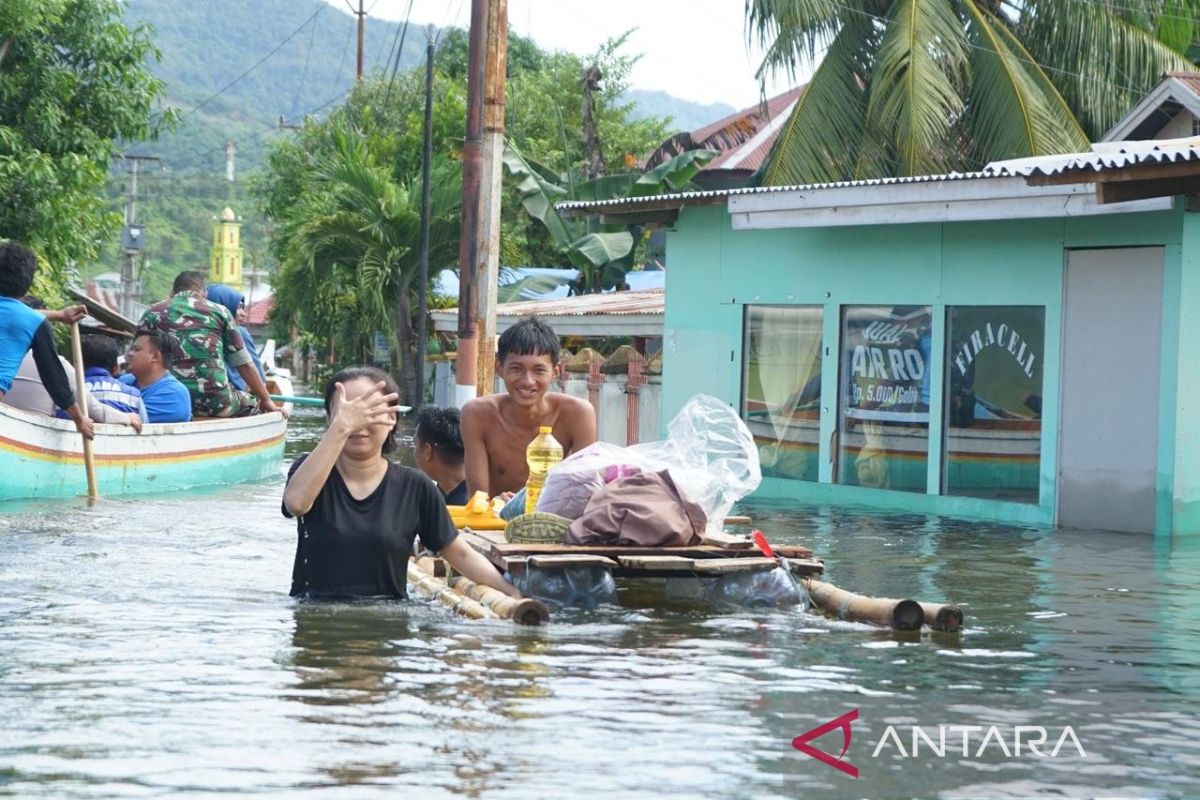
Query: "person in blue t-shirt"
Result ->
[[119, 328, 192, 423], [0, 240, 93, 440], [81, 334, 148, 423]]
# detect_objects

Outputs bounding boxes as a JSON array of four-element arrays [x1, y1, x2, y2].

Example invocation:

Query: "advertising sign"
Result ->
[[843, 306, 932, 423]]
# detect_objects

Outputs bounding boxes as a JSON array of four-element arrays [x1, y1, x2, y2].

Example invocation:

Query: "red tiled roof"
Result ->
[[245, 296, 273, 326]]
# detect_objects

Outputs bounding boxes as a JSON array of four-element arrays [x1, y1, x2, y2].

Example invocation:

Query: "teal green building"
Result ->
[[564, 140, 1200, 538]]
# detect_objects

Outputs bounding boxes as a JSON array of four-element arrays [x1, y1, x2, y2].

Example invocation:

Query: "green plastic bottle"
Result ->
[[524, 426, 563, 514]]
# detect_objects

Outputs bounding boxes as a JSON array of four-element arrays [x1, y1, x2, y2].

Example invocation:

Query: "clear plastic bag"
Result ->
[[535, 394, 762, 531]]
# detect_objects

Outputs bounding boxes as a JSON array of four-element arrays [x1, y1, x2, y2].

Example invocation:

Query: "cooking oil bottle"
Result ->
[[524, 426, 563, 514]]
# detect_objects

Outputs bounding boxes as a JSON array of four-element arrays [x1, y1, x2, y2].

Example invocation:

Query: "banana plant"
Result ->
[[503, 141, 715, 294]]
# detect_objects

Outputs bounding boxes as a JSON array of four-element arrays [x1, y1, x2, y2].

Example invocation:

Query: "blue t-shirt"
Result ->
[[120, 372, 192, 423], [85, 368, 148, 422], [0, 296, 47, 393]]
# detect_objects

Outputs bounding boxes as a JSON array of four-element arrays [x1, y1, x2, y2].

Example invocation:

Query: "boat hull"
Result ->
[[0, 403, 286, 502]]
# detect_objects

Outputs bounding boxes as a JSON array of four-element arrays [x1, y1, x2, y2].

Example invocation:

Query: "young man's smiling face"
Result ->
[[499, 352, 556, 408]]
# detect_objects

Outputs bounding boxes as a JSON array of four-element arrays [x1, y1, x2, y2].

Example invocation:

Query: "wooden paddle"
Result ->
[[69, 322, 98, 501]]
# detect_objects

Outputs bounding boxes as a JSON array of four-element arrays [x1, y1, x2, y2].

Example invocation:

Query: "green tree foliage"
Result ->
[[503, 143, 714, 294], [747, 0, 1200, 185], [259, 76, 465, 400], [0, 0, 172, 290], [259, 31, 676, 377]]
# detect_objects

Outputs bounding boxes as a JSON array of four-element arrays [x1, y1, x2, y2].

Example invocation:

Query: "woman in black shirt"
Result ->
[[282, 366, 521, 600]]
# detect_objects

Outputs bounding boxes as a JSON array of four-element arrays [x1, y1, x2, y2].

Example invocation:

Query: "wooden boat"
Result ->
[[0, 376, 292, 502]]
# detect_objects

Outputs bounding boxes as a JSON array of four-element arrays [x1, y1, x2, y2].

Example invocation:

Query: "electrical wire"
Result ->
[[180, 3, 325, 120], [384, 0, 416, 104]]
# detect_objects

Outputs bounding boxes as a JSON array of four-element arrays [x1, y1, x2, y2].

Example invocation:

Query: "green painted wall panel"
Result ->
[[1173, 214, 1200, 536], [664, 204, 1184, 529]]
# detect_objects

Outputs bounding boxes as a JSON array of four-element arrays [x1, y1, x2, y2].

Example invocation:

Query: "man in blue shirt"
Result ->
[[80, 334, 147, 423], [0, 240, 93, 440], [119, 328, 191, 423]]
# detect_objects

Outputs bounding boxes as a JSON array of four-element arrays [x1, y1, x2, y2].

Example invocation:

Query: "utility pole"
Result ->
[[475, 0, 507, 398], [345, 0, 366, 80], [455, 0, 507, 406], [415, 27, 435, 408], [119, 155, 159, 319], [225, 140, 236, 182]]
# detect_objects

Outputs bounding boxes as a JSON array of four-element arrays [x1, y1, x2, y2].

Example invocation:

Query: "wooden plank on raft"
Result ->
[[617, 555, 697, 571], [700, 531, 752, 549], [528, 554, 618, 569], [488, 542, 812, 560], [783, 558, 825, 577], [692, 557, 780, 574]]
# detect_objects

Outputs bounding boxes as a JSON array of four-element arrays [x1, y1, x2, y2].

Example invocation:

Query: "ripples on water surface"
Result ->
[[2, 408, 1200, 798]]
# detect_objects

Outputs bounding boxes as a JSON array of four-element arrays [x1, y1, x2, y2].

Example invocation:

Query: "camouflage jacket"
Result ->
[[140, 291, 252, 402]]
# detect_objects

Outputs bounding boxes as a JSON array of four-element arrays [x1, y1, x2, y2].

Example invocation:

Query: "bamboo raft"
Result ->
[[408, 520, 964, 633]]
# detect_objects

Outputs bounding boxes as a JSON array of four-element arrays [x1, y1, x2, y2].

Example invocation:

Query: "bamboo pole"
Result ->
[[407, 560, 498, 620], [417, 557, 549, 626], [919, 602, 964, 632], [803, 578, 924, 631], [69, 323, 98, 501]]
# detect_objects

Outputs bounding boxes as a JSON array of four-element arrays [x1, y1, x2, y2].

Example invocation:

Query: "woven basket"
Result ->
[[505, 512, 571, 544]]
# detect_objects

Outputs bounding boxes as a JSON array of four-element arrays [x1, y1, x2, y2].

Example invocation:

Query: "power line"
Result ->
[[291, 5, 323, 115], [180, 3, 325, 120], [384, 0, 417, 104]]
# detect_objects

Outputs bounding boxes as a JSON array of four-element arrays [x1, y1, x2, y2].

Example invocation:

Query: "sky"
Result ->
[[322, 0, 799, 110]]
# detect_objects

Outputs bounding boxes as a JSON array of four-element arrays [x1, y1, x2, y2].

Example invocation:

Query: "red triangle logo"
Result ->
[[791, 708, 859, 778]]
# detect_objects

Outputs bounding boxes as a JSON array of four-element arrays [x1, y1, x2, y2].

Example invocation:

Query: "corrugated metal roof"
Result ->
[[983, 136, 1200, 177], [703, 87, 804, 172], [430, 289, 664, 337], [435, 288, 662, 319], [560, 137, 1200, 216], [557, 170, 991, 212]]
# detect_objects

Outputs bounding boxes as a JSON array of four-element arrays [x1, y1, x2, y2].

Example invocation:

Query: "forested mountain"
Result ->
[[97, 0, 731, 298]]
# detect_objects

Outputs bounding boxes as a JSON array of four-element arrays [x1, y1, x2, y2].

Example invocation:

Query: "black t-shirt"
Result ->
[[444, 480, 468, 506], [283, 456, 458, 599]]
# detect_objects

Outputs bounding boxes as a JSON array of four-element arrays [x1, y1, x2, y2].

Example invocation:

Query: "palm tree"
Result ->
[[747, 0, 1200, 185], [279, 126, 460, 402]]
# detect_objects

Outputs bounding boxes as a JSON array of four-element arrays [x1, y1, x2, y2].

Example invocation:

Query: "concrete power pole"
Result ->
[[120, 155, 159, 319], [455, 0, 507, 407]]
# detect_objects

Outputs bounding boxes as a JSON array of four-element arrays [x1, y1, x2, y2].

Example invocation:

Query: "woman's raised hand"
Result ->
[[331, 380, 401, 436]]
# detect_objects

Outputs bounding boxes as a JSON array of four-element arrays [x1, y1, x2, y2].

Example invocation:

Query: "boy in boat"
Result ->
[[413, 405, 468, 505], [120, 328, 192, 423], [139, 270, 280, 418], [0, 240, 93, 440], [80, 334, 148, 425], [461, 316, 596, 503]]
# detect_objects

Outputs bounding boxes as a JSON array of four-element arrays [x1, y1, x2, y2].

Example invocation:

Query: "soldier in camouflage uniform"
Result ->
[[139, 270, 281, 418]]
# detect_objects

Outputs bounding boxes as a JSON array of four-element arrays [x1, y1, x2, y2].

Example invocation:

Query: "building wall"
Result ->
[[661, 203, 1188, 534]]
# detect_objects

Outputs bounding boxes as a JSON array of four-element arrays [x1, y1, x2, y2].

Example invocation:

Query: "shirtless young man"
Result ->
[[461, 316, 597, 497]]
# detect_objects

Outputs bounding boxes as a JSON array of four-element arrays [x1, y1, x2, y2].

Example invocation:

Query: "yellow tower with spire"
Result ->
[[210, 206, 243, 287]]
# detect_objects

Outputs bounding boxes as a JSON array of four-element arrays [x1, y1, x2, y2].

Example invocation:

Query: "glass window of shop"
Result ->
[[742, 306, 823, 482], [944, 306, 1044, 502], [837, 306, 932, 492]]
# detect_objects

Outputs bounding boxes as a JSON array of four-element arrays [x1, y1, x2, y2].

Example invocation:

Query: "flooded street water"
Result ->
[[3, 406, 1200, 798]]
